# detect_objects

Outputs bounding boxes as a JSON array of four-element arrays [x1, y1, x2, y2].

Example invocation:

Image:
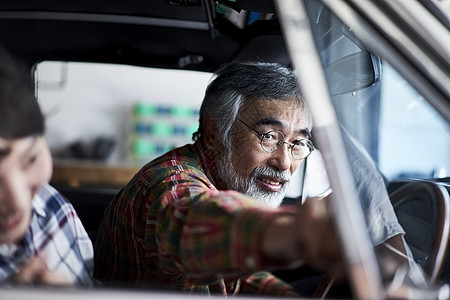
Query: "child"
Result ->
[[0, 46, 93, 286]]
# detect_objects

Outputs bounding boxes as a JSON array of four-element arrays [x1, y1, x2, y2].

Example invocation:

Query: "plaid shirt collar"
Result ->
[[194, 139, 228, 191], [32, 186, 47, 218]]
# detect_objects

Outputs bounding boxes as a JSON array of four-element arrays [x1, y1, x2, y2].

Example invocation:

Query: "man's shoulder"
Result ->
[[129, 143, 214, 192], [141, 143, 203, 174]]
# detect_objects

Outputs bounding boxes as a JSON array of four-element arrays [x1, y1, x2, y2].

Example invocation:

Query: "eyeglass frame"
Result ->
[[237, 118, 314, 160]]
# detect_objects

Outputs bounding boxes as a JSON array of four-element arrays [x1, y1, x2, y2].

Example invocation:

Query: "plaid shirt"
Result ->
[[95, 141, 297, 296], [0, 184, 94, 286]]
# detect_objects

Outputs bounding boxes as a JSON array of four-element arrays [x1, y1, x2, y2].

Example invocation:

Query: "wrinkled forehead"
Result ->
[[238, 97, 312, 133]]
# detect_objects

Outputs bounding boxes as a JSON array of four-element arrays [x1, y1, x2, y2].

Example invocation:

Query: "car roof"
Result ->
[[0, 0, 288, 72]]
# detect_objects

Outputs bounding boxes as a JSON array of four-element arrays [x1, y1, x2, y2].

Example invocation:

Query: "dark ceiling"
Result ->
[[0, 0, 287, 72]]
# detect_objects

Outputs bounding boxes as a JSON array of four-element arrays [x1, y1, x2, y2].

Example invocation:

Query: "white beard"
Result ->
[[217, 149, 291, 208]]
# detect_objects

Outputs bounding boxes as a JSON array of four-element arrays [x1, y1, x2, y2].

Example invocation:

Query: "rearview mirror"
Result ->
[[325, 51, 381, 95]]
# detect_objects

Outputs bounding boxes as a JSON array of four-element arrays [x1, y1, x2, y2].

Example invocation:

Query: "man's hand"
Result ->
[[295, 195, 342, 272], [13, 257, 71, 286], [262, 193, 342, 275]]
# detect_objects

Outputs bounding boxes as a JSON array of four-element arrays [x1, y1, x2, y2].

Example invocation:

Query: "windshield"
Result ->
[[297, 0, 450, 295], [302, 0, 450, 188], [333, 60, 450, 182], [377, 63, 450, 181]]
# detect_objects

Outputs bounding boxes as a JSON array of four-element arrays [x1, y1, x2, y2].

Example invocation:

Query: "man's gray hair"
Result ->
[[192, 61, 306, 150]]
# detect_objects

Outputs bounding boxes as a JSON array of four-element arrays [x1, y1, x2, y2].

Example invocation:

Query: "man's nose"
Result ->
[[268, 143, 292, 171]]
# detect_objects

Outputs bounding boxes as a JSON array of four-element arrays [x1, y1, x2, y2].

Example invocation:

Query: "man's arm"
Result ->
[[262, 195, 342, 275]]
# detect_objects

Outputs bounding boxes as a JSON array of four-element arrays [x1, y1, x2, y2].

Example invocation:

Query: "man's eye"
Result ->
[[262, 133, 276, 141], [292, 140, 303, 146]]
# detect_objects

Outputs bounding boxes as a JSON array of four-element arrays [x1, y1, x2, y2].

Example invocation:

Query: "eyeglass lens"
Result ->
[[260, 131, 313, 159]]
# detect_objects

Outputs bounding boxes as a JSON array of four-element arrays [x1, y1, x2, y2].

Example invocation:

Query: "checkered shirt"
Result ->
[[0, 184, 94, 286], [94, 141, 297, 296]]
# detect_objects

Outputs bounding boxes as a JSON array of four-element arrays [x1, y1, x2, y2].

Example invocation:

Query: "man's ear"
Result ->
[[203, 113, 222, 150]]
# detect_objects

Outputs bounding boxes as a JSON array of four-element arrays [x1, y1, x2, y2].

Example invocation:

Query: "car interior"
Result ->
[[0, 0, 449, 298], [0, 0, 292, 242]]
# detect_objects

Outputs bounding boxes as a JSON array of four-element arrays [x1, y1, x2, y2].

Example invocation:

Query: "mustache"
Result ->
[[252, 166, 291, 183]]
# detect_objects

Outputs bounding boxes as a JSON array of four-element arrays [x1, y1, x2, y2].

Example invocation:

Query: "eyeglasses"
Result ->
[[237, 118, 314, 160]]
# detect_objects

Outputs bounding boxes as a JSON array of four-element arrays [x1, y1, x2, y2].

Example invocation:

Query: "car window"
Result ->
[[300, 1, 450, 184], [378, 63, 449, 181], [35, 61, 211, 168], [332, 60, 450, 182]]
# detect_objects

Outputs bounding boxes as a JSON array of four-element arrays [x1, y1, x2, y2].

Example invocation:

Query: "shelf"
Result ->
[[52, 160, 139, 188]]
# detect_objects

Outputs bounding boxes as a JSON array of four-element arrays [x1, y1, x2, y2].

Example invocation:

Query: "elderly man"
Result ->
[[94, 61, 406, 296]]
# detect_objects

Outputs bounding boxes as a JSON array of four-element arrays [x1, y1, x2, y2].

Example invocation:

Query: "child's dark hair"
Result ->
[[0, 46, 44, 139]]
